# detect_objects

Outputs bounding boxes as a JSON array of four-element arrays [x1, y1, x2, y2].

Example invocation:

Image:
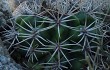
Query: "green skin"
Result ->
[[15, 12, 97, 69]]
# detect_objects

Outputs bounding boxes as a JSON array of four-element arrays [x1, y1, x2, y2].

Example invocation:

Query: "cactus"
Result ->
[[12, 11, 103, 70], [1, 0, 110, 70]]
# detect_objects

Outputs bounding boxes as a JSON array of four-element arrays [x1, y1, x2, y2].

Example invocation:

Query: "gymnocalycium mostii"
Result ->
[[2, 1, 109, 70]]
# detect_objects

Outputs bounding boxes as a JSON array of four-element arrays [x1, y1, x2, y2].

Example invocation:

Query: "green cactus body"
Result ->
[[14, 11, 97, 69]]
